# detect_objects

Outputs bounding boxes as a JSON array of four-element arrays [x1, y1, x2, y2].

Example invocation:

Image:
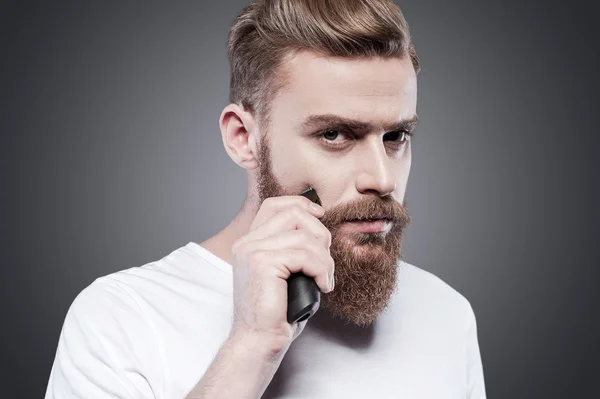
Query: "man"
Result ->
[[46, 0, 486, 398]]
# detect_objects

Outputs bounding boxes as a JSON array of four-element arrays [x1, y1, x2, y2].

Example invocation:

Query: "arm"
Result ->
[[185, 196, 332, 398], [184, 332, 289, 399], [46, 279, 291, 399], [45, 280, 158, 399]]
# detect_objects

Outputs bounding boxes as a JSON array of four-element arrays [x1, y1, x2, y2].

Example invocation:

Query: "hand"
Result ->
[[229, 195, 335, 355]]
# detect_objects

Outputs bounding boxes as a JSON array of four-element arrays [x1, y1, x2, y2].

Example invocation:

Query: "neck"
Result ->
[[199, 196, 258, 265]]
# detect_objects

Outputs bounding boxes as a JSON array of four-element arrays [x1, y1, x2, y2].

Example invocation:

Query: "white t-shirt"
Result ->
[[45, 242, 486, 399]]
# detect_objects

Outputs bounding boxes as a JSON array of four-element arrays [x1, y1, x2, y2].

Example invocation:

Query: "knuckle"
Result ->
[[298, 229, 313, 241], [250, 250, 268, 265], [298, 249, 311, 264], [261, 197, 275, 209], [288, 205, 303, 219]]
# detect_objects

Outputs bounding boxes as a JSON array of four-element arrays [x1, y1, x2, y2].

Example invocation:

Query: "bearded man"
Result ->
[[45, 1, 486, 398]]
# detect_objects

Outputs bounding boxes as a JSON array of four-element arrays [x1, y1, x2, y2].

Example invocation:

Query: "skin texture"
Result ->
[[201, 50, 418, 326]]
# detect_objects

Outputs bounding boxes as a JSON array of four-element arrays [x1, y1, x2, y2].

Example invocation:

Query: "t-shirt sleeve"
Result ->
[[45, 279, 160, 399], [465, 303, 486, 399]]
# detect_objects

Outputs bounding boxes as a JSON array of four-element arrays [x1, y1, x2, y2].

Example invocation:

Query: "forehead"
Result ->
[[271, 51, 417, 126]]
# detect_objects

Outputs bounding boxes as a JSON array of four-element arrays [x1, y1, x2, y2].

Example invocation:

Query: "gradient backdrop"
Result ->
[[2, 1, 599, 398]]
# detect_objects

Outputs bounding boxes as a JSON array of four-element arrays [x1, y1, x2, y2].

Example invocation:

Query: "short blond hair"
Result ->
[[228, 0, 420, 125]]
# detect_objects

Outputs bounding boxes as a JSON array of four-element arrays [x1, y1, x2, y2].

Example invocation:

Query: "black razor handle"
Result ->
[[286, 187, 322, 324]]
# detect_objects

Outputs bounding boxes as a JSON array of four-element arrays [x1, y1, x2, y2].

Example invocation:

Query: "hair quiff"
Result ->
[[227, 0, 420, 124]]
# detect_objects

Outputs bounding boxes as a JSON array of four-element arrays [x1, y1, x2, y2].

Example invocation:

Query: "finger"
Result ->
[[251, 230, 334, 286], [251, 196, 324, 230], [244, 205, 331, 249], [253, 229, 332, 264], [255, 247, 334, 293]]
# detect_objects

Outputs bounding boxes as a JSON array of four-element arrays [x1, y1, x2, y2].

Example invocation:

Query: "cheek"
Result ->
[[303, 148, 412, 204], [393, 146, 412, 200], [265, 126, 317, 174], [266, 137, 329, 194], [267, 136, 351, 201], [267, 138, 304, 176], [303, 151, 363, 204]]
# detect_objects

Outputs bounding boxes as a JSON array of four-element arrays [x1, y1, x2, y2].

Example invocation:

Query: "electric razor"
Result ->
[[286, 187, 322, 324]]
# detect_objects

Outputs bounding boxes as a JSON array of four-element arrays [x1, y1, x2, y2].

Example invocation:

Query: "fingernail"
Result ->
[[329, 274, 335, 292], [311, 203, 324, 214]]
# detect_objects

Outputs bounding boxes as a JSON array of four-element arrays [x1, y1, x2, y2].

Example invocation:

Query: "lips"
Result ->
[[341, 218, 392, 234], [347, 217, 391, 222]]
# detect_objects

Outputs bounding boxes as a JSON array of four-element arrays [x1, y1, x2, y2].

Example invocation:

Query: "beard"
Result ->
[[256, 135, 411, 327]]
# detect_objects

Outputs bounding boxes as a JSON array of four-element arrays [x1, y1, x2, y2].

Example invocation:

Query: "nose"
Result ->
[[355, 138, 397, 197]]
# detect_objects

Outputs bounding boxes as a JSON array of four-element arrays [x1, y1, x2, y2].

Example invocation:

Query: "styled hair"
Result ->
[[228, 0, 420, 124]]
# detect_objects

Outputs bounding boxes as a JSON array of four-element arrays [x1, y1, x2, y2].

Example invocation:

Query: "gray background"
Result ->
[[2, 0, 599, 398]]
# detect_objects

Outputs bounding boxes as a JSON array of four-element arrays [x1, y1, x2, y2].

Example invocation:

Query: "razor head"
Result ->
[[300, 187, 321, 206]]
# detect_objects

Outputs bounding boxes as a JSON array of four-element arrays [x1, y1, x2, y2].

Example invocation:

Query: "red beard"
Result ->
[[256, 135, 411, 326]]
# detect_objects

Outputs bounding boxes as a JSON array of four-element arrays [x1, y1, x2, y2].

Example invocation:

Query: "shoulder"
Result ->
[[57, 272, 162, 370], [397, 261, 476, 325], [66, 256, 179, 327], [64, 275, 147, 335], [48, 271, 163, 397], [88, 242, 232, 293], [65, 242, 232, 329]]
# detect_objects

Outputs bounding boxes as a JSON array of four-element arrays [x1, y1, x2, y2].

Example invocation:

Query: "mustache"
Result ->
[[320, 196, 411, 229]]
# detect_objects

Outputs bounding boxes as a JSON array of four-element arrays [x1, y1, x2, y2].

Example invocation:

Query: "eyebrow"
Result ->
[[300, 113, 419, 134]]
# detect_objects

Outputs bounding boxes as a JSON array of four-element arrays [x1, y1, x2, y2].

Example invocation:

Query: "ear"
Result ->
[[219, 103, 259, 170]]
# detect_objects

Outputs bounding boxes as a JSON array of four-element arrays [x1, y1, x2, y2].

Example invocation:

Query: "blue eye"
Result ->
[[323, 130, 340, 141]]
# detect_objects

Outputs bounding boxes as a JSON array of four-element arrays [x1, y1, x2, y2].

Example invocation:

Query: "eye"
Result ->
[[318, 129, 352, 148], [384, 130, 411, 144], [323, 130, 343, 141]]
